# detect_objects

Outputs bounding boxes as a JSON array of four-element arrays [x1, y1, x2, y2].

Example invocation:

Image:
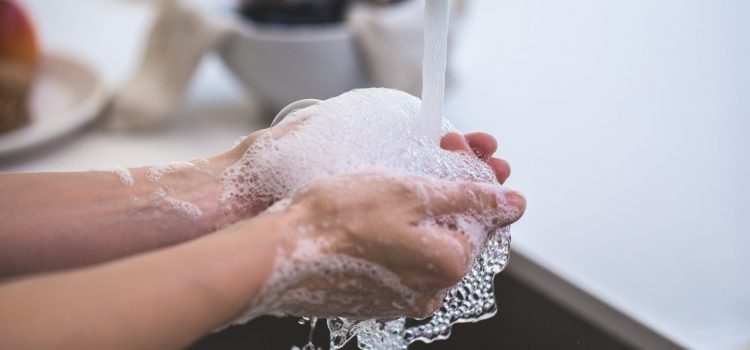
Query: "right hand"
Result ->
[[249, 173, 525, 319]]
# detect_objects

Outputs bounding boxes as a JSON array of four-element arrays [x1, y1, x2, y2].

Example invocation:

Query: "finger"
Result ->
[[487, 157, 511, 184], [421, 179, 526, 228], [226, 128, 269, 157], [410, 226, 472, 290], [270, 115, 310, 139], [384, 223, 471, 291], [465, 132, 497, 159], [440, 132, 472, 153], [227, 115, 311, 157]]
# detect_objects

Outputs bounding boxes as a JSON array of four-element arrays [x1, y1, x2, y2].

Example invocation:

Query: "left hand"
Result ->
[[211, 127, 514, 224]]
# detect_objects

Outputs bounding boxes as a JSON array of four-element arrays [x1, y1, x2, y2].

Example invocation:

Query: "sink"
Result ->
[[189, 273, 633, 349]]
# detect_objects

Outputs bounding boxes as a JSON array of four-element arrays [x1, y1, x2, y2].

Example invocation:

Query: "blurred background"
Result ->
[[0, 0, 748, 349]]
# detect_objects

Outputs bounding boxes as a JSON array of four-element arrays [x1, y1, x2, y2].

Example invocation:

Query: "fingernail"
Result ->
[[505, 191, 526, 212]]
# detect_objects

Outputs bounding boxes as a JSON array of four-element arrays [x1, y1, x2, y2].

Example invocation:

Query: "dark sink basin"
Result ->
[[189, 274, 633, 350]]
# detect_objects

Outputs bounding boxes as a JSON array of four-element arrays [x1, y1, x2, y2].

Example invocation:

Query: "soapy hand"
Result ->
[[208, 92, 524, 319], [245, 173, 525, 319], [218, 123, 513, 221]]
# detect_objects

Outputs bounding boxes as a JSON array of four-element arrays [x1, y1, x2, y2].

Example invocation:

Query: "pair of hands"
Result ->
[[217, 125, 525, 319], [0, 117, 525, 350]]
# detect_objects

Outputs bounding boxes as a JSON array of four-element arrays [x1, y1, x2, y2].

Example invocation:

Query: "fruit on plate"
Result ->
[[0, 0, 39, 133]]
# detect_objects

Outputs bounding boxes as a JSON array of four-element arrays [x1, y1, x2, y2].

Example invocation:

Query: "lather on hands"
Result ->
[[218, 126, 525, 319], [243, 173, 524, 319]]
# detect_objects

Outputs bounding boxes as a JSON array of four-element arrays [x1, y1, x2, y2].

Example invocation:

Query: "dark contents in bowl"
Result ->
[[238, 0, 407, 25], [239, 0, 348, 25]]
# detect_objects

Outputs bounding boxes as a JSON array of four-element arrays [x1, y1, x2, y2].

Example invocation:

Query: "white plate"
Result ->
[[0, 53, 108, 157]]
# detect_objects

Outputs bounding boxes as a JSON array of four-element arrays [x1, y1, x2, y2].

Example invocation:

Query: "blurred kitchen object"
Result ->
[[0, 53, 109, 157], [0, 0, 108, 157], [106, 0, 464, 131], [219, 0, 366, 115], [105, 0, 230, 131]]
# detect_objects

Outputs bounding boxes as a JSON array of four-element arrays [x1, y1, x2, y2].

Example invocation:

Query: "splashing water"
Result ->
[[292, 318, 321, 350], [327, 228, 510, 349]]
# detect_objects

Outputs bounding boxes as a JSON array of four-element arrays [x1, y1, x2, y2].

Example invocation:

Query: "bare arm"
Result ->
[[0, 120, 284, 278], [0, 123, 294, 277], [0, 210, 287, 350], [0, 154, 237, 276]]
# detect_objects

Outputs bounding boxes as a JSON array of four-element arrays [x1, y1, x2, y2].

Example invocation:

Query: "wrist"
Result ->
[[124, 158, 229, 239], [203, 208, 305, 320], [132, 131, 269, 241], [205, 140, 272, 224]]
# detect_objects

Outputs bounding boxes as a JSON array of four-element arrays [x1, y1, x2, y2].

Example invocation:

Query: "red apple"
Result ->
[[0, 0, 38, 132], [0, 0, 38, 67]]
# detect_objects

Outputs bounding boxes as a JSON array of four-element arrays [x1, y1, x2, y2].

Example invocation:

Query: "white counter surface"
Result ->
[[6, 1, 749, 349]]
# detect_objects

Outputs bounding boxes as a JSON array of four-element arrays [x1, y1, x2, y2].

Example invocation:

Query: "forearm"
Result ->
[[0, 212, 287, 350], [0, 154, 242, 276]]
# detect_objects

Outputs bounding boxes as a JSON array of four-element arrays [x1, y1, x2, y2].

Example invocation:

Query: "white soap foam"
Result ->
[[231, 235, 421, 325], [92, 166, 134, 187], [146, 161, 195, 182], [221, 88, 497, 210], [150, 186, 203, 219]]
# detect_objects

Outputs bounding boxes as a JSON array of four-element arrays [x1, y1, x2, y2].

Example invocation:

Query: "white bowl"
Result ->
[[218, 10, 367, 112]]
